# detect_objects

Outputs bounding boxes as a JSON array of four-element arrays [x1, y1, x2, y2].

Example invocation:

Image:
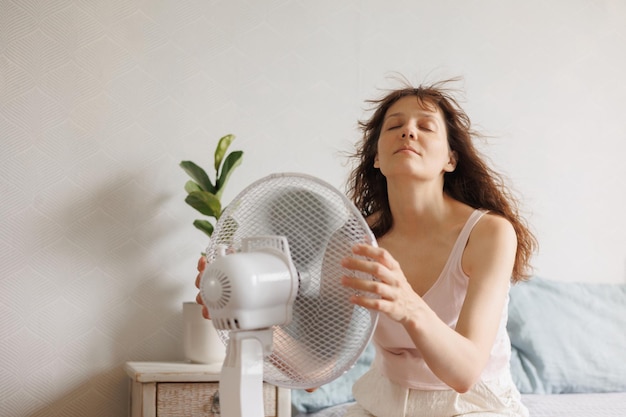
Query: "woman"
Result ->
[[195, 79, 537, 416], [338, 80, 536, 416]]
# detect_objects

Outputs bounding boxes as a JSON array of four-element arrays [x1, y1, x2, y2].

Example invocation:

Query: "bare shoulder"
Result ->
[[473, 212, 516, 245], [463, 212, 517, 278]]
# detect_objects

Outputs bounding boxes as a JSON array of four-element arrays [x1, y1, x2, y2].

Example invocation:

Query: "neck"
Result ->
[[385, 177, 453, 236]]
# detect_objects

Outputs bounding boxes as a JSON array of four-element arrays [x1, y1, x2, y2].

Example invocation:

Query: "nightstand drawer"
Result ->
[[157, 382, 278, 417], [125, 361, 290, 417]]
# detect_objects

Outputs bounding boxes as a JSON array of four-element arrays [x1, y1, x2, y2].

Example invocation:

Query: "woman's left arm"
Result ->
[[341, 214, 517, 393]]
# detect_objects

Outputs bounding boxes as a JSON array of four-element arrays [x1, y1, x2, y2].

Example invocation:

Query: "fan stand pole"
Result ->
[[220, 329, 273, 417]]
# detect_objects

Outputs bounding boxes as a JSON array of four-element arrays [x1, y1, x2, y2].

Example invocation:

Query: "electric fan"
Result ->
[[199, 172, 378, 417]]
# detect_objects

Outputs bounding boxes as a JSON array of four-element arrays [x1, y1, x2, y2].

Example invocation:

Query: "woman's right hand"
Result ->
[[195, 256, 211, 319]]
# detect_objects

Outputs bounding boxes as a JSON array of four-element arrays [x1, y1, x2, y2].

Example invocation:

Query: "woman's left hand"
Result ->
[[340, 243, 425, 326]]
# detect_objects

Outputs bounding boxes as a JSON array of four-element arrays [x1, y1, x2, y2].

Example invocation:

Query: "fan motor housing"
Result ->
[[201, 251, 297, 331]]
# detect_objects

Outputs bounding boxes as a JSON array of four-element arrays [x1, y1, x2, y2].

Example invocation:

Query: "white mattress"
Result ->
[[295, 392, 626, 417], [521, 393, 626, 417]]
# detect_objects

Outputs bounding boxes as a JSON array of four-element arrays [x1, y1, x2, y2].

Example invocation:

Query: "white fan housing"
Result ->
[[202, 236, 298, 331]]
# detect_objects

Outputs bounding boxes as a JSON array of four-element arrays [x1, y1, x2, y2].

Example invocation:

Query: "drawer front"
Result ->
[[156, 382, 277, 417]]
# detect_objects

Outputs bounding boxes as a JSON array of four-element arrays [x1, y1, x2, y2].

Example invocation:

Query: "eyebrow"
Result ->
[[384, 111, 440, 121]]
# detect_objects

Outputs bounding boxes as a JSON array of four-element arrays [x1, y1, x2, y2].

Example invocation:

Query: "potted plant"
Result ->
[[180, 133, 243, 238], [179, 133, 243, 363]]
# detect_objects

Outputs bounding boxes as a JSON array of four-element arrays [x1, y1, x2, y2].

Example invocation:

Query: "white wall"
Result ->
[[1, 0, 625, 415]]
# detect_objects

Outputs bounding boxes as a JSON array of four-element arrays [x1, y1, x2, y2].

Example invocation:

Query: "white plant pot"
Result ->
[[182, 301, 226, 364]]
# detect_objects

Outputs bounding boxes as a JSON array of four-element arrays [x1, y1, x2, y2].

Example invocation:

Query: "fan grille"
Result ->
[[205, 173, 378, 389]]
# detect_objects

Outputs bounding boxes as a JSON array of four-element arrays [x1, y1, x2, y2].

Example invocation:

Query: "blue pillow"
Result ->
[[291, 343, 375, 414], [508, 277, 626, 394]]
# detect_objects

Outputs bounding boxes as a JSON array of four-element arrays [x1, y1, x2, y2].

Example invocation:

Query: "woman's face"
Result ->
[[374, 96, 456, 182]]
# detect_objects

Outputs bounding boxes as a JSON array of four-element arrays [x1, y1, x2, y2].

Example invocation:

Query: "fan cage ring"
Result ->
[[205, 173, 378, 389]]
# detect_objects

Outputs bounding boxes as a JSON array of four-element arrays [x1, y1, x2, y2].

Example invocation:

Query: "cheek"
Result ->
[[376, 135, 391, 154]]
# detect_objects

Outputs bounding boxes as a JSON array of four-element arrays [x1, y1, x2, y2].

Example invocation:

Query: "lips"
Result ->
[[394, 146, 420, 155]]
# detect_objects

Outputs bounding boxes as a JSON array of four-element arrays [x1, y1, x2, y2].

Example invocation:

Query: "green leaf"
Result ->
[[216, 151, 243, 198], [214, 134, 235, 173], [184, 180, 202, 194], [185, 190, 222, 218], [193, 219, 214, 237], [180, 161, 216, 194]]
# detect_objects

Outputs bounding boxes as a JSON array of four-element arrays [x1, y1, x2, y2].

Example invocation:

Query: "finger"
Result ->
[[202, 305, 210, 319], [197, 256, 206, 272], [196, 293, 211, 319], [353, 243, 398, 267], [305, 387, 319, 393], [341, 275, 381, 293], [196, 257, 207, 288], [196, 292, 204, 306], [348, 292, 389, 313], [342, 253, 381, 274], [342, 275, 394, 302], [341, 256, 392, 285], [195, 271, 202, 289], [341, 255, 367, 273]]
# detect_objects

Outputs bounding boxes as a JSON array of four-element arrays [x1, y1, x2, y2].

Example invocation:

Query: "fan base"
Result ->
[[220, 329, 273, 417]]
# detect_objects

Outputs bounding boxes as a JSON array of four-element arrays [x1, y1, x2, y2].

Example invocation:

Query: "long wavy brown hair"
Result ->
[[346, 79, 537, 282]]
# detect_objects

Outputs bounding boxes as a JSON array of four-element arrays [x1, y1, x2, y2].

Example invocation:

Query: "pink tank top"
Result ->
[[372, 210, 512, 390]]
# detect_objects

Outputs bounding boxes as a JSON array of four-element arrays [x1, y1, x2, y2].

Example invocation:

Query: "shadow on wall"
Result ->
[[19, 169, 192, 417]]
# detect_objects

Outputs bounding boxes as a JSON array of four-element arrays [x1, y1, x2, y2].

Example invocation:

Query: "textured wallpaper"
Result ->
[[1, 0, 625, 416], [0, 1, 230, 416]]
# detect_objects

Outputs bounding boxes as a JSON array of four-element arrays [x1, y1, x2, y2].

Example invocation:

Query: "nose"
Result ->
[[401, 129, 415, 139]]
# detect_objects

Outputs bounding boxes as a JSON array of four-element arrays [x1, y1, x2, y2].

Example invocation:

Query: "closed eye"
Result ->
[[383, 114, 404, 131]]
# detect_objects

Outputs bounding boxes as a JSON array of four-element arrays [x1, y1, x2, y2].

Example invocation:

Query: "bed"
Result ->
[[295, 392, 626, 417], [291, 278, 626, 416]]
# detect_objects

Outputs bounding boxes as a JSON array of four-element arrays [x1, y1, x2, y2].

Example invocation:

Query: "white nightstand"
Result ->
[[125, 361, 291, 417]]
